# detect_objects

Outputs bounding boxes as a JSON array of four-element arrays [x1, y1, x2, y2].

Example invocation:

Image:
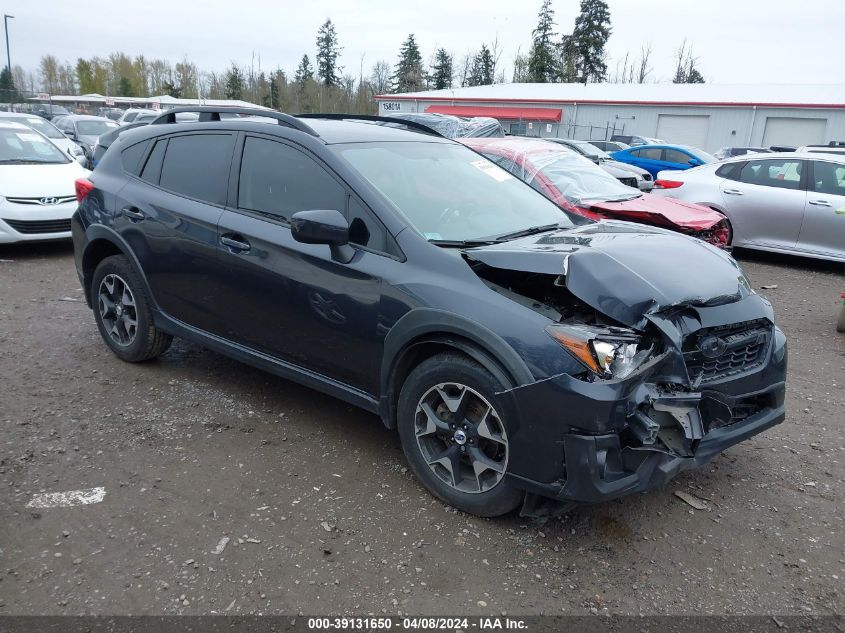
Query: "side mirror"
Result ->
[[688, 158, 701, 166], [290, 209, 354, 263], [66, 131, 77, 140]]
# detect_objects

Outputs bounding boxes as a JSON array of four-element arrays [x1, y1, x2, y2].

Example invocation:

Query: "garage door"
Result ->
[[656, 114, 710, 148], [762, 117, 827, 147]]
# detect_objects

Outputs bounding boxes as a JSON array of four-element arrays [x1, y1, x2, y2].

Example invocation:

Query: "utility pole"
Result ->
[[4, 15, 13, 76]]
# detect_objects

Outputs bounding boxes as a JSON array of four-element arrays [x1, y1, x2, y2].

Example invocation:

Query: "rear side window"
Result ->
[[739, 159, 803, 190], [121, 140, 150, 175], [715, 161, 744, 181], [159, 134, 234, 205], [237, 136, 345, 222], [812, 160, 845, 196], [634, 148, 662, 160], [140, 139, 167, 184]]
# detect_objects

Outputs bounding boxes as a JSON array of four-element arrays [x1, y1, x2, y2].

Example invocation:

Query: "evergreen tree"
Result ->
[[570, 0, 612, 83], [527, 0, 558, 83], [315, 19, 343, 87], [0, 67, 19, 102], [294, 55, 314, 87], [467, 46, 495, 86], [161, 80, 181, 98], [430, 48, 453, 90], [225, 64, 245, 100], [392, 34, 425, 93], [117, 76, 133, 96]]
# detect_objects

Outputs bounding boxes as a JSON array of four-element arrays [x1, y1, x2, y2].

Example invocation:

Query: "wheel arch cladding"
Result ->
[[379, 308, 534, 429], [81, 227, 155, 310]]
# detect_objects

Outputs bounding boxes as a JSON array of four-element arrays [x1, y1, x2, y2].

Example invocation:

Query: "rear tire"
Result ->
[[837, 302, 845, 333], [397, 353, 523, 517], [91, 255, 172, 362]]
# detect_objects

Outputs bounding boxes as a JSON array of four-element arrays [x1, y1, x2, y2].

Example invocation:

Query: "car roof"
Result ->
[[120, 116, 456, 146], [64, 114, 115, 121], [0, 111, 39, 118], [721, 151, 845, 162], [459, 136, 580, 156]]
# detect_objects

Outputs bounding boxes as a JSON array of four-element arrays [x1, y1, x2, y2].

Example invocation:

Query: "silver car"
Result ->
[[546, 138, 654, 191], [651, 152, 845, 262]]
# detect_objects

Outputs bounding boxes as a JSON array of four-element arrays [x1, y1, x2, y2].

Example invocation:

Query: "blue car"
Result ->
[[610, 144, 716, 178]]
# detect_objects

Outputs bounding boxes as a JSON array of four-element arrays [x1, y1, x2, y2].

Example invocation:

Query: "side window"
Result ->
[[664, 149, 691, 164], [237, 137, 345, 222], [715, 161, 744, 181], [121, 140, 150, 175], [739, 159, 803, 190], [636, 148, 662, 160], [123, 112, 137, 123], [159, 134, 234, 205], [812, 161, 845, 196], [140, 139, 167, 184]]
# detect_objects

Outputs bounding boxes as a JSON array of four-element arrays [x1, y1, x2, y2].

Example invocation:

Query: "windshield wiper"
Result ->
[[0, 158, 63, 164], [429, 239, 500, 248], [489, 223, 562, 243]]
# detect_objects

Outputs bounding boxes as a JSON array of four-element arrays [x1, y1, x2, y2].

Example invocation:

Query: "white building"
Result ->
[[375, 83, 845, 151], [27, 93, 264, 111]]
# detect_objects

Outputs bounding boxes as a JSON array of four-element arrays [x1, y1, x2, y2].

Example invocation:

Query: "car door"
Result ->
[[717, 157, 807, 249], [214, 133, 387, 394], [663, 148, 697, 171], [797, 159, 845, 258], [114, 132, 235, 333]]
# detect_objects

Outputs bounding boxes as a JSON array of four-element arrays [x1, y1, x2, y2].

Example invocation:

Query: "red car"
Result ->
[[459, 137, 731, 248]]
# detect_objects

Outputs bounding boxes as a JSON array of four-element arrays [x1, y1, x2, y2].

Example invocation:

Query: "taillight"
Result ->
[[75, 178, 94, 203], [654, 179, 684, 189]]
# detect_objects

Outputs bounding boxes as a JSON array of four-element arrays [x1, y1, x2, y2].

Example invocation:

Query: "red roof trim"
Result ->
[[425, 104, 562, 121], [376, 95, 845, 109]]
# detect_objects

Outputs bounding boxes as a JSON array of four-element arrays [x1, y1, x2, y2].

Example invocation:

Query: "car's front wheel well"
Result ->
[[82, 239, 124, 304], [382, 336, 515, 430]]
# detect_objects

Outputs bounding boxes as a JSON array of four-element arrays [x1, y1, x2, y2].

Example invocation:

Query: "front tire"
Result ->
[[91, 255, 172, 362], [397, 353, 522, 517], [837, 302, 845, 333]]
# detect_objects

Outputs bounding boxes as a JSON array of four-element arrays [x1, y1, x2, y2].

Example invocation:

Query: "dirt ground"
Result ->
[[0, 241, 842, 617]]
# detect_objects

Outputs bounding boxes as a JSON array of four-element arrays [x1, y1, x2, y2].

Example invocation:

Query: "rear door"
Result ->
[[717, 157, 807, 249], [214, 133, 388, 393], [797, 159, 845, 258], [114, 132, 235, 332], [662, 147, 697, 171], [629, 147, 665, 177]]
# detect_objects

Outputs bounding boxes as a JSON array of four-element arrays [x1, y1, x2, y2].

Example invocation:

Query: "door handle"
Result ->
[[121, 206, 146, 221], [722, 189, 744, 196], [220, 234, 251, 252], [808, 199, 832, 207]]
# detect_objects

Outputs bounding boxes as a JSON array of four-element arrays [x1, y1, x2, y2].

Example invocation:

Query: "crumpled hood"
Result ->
[[464, 221, 754, 329], [584, 193, 725, 231]]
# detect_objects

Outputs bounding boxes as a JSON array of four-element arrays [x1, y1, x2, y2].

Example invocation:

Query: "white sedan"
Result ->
[[0, 121, 90, 244], [651, 152, 845, 263]]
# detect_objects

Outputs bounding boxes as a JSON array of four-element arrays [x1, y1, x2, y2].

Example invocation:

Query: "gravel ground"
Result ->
[[0, 241, 842, 617]]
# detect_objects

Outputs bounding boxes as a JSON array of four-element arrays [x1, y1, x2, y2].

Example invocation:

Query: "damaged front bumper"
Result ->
[[501, 326, 787, 506]]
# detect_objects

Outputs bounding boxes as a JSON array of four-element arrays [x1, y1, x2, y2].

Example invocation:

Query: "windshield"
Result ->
[[530, 152, 640, 203], [572, 142, 610, 160], [77, 120, 118, 136], [0, 127, 69, 164], [335, 142, 578, 243], [9, 117, 65, 139], [688, 147, 717, 164]]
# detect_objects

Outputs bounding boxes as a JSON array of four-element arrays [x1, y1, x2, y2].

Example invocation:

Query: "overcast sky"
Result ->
[[5, 0, 843, 87]]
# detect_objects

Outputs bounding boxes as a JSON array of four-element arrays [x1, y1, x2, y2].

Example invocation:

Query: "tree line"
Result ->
[[0, 1, 705, 112]]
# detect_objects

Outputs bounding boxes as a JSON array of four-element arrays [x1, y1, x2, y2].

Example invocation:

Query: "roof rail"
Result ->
[[149, 106, 319, 137], [296, 113, 444, 138]]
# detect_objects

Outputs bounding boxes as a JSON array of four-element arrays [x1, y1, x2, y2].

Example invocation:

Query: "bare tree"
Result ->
[[673, 39, 704, 83], [369, 60, 391, 95], [457, 53, 473, 87], [636, 42, 653, 83]]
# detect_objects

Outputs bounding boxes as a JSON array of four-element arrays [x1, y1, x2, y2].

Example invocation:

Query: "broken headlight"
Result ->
[[546, 324, 651, 379]]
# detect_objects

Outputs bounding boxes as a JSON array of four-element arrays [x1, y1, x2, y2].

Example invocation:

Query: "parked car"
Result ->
[[0, 111, 86, 165], [53, 115, 119, 167], [0, 121, 89, 244], [72, 108, 786, 518], [91, 121, 151, 169], [460, 136, 730, 247], [546, 138, 654, 191], [796, 142, 845, 156], [385, 112, 505, 138], [32, 103, 72, 120], [589, 140, 630, 153], [97, 107, 125, 121], [651, 152, 845, 262], [611, 134, 664, 146], [713, 147, 772, 161], [611, 144, 717, 178], [838, 292, 845, 333], [117, 108, 159, 126]]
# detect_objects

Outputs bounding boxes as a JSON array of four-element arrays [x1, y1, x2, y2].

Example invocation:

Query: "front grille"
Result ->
[[5, 195, 76, 205], [684, 320, 771, 383], [3, 218, 72, 234], [619, 177, 638, 188]]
